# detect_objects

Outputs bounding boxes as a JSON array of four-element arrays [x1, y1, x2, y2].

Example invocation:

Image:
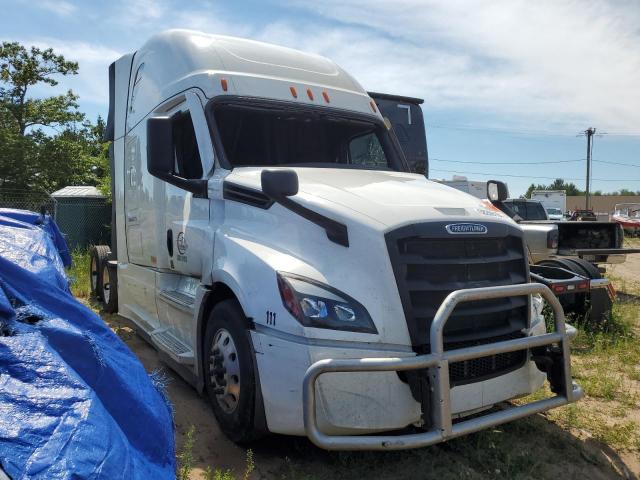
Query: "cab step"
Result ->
[[150, 328, 194, 365]]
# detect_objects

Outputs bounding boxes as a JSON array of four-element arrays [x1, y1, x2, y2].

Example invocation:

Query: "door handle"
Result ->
[[166, 229, 173, 257]]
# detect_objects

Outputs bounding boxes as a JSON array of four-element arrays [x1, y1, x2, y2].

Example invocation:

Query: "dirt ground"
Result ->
[[99, 256, 640, 480]]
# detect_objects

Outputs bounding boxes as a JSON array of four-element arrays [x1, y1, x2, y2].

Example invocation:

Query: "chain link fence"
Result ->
[[0, 189, 111, 250], [0, 189, 57, 217]]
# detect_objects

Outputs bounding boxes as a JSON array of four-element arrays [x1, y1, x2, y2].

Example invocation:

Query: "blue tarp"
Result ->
[[0, 209, 175, 479]]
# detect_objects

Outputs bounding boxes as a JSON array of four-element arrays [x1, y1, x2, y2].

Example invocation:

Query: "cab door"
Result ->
[[153, 92, 215, 350], [161, 91, 214, 278]]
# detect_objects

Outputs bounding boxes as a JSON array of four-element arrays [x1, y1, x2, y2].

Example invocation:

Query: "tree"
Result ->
[[525, 179, 584, 198], [0, 42, 82, 135], [0, 42, 109, 194]]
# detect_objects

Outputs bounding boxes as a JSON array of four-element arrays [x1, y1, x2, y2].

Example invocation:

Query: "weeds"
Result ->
[[67, 248, 90, 298], [177, 425, 254, 480], [177, 426, 196, 480]]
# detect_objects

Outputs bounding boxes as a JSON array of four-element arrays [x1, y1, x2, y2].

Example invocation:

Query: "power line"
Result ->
[[598, 133, 640, 137], [594, 159, 640, 168], [427, 124, 640, 138], [427, 124, 573, 137], [431, 157, 640, 168], [431, 157, 585, 165], [430, 168, 640, 182]]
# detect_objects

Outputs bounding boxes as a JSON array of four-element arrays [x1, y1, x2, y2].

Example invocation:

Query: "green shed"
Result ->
[[51, 186, 111, 250]]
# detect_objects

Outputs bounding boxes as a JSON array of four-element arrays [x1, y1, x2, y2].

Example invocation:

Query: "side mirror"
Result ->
[[487, 180, 509, 203], [146, 116, 207, 197], [261, 169, 299, 199]]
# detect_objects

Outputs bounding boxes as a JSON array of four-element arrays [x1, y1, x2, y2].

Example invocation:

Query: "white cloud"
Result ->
[[16, 38, 121, 107], [272, 0, 640, 133], [17, 0, 639, 133], [33, 0, 76, 16]]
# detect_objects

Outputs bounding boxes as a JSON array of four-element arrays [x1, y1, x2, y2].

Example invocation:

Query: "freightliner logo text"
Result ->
[[445, 223, 488, 234]]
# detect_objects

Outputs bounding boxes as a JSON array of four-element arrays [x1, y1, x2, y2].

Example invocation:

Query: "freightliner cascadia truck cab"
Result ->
[[93, 30, 582, 450]]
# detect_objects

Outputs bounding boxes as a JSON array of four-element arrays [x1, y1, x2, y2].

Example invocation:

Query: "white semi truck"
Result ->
[[91, 30, 584, 450]]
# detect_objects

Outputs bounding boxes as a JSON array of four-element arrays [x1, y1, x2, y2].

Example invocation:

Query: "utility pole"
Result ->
[[584, 127, 596, 210]]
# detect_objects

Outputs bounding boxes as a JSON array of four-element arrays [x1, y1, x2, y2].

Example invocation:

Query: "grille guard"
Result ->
[[302, 283, 583, 451]]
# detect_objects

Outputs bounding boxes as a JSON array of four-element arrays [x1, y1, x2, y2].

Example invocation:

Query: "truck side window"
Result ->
[[172, 111, 203, 179], [348, 132, 387, 168]]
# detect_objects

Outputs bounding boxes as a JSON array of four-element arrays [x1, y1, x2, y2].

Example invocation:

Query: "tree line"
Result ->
[[0, 42, 110, 198], [524, 179, 640, 199]]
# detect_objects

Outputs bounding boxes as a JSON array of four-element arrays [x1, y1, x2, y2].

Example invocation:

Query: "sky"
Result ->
[[2, 0, 640, 196]]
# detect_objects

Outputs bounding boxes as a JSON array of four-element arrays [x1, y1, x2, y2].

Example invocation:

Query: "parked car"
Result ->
[[546, 207, 564, 221], [569, 209, 597, 222], [502, 199, 549, 221]]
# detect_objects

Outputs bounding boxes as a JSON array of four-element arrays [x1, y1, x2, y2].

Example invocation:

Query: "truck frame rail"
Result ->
[[302, 283, 583, 450]]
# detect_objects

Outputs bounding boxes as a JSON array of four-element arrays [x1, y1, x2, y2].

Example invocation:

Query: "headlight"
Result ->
[[276, 272, 377, 334]]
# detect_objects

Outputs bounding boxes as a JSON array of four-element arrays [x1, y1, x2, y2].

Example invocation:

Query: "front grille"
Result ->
[[386, 221, 530, 385], [446, 332, 527, 386]]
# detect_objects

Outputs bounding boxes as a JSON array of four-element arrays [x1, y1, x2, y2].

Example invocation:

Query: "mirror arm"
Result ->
[[273, 194, 349, 247]]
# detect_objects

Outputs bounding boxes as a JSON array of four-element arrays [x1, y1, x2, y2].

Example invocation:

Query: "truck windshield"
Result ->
[[209, 100, 406, 171], [504, 201, 548, 220]]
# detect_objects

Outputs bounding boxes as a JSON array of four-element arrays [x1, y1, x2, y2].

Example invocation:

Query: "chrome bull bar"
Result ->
[[302, 283, 583, 451]]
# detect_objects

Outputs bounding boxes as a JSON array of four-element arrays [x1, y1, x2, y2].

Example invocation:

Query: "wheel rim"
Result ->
[[102, 267, 110, 304], [209, 328, 241, 414], [90, 256, 98, 291]]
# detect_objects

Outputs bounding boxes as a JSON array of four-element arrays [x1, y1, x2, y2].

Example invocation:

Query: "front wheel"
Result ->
[[203, 300, 264, 443]]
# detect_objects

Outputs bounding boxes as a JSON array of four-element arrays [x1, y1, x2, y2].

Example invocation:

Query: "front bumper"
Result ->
[[302, 283, 583, 450]]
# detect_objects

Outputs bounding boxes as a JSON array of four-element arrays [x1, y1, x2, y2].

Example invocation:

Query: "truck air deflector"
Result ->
[[276, 195, 349, 247], [302, 282, 581, 451], [104, 62, 115, 142], [222, 181, 274, 209], [260, 169, 350, 247]]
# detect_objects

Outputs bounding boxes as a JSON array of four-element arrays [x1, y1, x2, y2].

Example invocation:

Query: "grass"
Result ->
[[177, 426, 255, 480], [67, 248, 91, 299], [625, 236, 640, 249]]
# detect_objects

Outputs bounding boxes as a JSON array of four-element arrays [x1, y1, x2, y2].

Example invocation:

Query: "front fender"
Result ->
[[211, 232, 324, 337]]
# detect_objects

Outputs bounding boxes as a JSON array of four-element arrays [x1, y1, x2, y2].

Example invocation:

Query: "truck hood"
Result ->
[[226, 167, 511, 228]]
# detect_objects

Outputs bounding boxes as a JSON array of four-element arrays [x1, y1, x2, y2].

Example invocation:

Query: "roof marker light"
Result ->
[[220, 79, 228, 92], [307, 89, 314, 100], [290, 86, 298, 98], [369, 100, 377, 113], [322, 91, 330, 103]]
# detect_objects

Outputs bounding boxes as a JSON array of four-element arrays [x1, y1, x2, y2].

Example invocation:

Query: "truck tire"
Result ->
[[203, 300, 263, 443], [537, 258, 612, 324], [536, 259, 589, 320], [99, 260, 118, 313], [89, 245, 110, 299], [561, 258, 612, 325]]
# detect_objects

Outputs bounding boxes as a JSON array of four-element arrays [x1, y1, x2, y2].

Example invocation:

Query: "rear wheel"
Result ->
[[537, 258, 611, 324], [203, 300, 264, 443], [562, 258, 611, 324], [99, 260, 118, 313], [89, 245, 110, 299]]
